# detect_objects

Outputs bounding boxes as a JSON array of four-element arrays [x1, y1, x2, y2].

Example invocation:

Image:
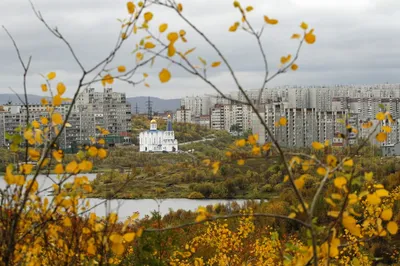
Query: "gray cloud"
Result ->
[[1, 0, 399, 100]]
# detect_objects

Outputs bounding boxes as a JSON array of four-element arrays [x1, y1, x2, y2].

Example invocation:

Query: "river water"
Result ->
[[0, 174, 254, 220]]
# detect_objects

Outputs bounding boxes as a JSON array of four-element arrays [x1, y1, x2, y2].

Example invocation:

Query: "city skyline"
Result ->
[[1, 0, 400, 98]]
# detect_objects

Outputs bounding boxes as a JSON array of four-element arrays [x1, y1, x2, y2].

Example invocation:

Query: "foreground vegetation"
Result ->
[[2, 0, 400, 265]]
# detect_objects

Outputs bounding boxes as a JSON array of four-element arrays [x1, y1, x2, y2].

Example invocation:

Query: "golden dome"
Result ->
[[167, 114, 171, 118], [150, 119, 157, 123]]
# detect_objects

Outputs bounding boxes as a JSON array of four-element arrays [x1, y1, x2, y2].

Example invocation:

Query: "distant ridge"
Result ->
[[0, 94, 43, 105], [127, 96, 180, 113], [0, 94, 181, 113]]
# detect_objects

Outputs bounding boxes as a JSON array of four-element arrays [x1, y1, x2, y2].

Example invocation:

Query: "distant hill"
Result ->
[[127, 96, 180, 113], [0, 94, 43, 105], [0, 94, 181, 113]]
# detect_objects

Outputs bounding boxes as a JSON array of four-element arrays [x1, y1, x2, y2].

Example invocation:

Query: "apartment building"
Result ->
[[0, 88, 131, 149]]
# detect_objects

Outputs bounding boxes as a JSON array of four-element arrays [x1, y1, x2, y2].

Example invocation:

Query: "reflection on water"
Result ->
[[0, 174, 257, 220]]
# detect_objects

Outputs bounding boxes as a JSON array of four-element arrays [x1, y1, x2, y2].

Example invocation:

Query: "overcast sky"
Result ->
[[1, 0, 399, 99]]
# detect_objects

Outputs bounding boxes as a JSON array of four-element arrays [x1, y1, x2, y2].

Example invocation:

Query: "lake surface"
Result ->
[[0, 174, 256, 220]]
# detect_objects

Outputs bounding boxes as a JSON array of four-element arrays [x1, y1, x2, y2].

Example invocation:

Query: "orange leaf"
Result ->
[[264, 16, 278, 25]]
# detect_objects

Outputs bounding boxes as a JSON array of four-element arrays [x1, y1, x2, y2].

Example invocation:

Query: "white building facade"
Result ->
[[139, 117, 178, 152]]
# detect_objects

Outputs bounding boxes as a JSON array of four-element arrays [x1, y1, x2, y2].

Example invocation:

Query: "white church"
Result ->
[[139, 116, 178, 152]]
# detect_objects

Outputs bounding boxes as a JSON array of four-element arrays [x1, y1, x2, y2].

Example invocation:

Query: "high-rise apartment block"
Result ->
[[178, 84, 400, 147], [0, 88, 131, 149]]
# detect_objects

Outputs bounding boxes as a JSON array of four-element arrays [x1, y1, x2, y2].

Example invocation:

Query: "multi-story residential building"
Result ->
[[252, 103, 350, 148], [180, 96, 212, 117], [76, 88, 131, 135], [175, 107, 192, 123], [0, 88, 131, 149], [210, 104, 252, 133]]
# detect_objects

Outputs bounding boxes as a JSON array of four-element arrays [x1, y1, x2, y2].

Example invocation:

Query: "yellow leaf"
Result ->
[[237, 159, 245, 166], [211, 61, 221, 68], [159, 68, 171, 83], [52, 150, 63, 162], [366, 193, 381, 205], [167, 32, 179, 43], [291, 33, 301, 39], [40, 117, 48, 125], [252, 146, 261, 155], [327, 211, 340, 218], [280, 54, 292, 64], [387, 221, 398, 235], [127, 1, 135, 14], [102, 74, 114, 86], [381, 209, 393, 221], [279, 117, 287, 126], [144, 12, 153, 21], [300, 22, 308, 30], [32, 120, 40, 129], [376, 189, 389, 197], [283, 175, 289, 182], [376, 132, 387, 142], [123, 232, 135, 243], [331, 193, 342, 200], [159, 23, 168, 33], [288, 212, 296, 218], [342, 215, 361, 236], [136, 52, 144, 61], [41, 84, 48, 92], [264, 16, 278, 25], [344, 159, 353, 167], [53, 95, 62, 106], [29, 148, 41, 161], [111, 242, 125, 255], [305, 29, 316, 44], [325, 198, 336, 207], [198, 57, 207, 65], [66, 161, 79, 174], [52, 113, 63, 125], [376, 112, 385, 120], [235, 139, 246, 147], [95, 223, 104, 232], [41, 98, 48, 105], [291, 64, 299, 71], [365, 172, 373, 181], [87, 244, 96, 255], [229, 22, 239, 32], [20, 164, 33, 175], [225, 151, 232, 157], [382, 125, 392, 133], [312, 142, 324, 150], [56, 82, 66, 95], [177, 3, 183, 12], [184, 48, 196, 56], [168, 44, 176, 57], [317, 167, 327, 176], [63, 217, 72, 227], [262, 142, 272, 151], [110, 233, 123, 244], [118, 66, 126, 73], [47, 72, 56, 80], [294, 177, 305, 190], [246, 6, 253, 12], [326, 154, 337, 167], [98, 148, 107, 159], [54, 164, 64, 175], [334, 177, 347, 189], [144, 42, 156, 49]]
